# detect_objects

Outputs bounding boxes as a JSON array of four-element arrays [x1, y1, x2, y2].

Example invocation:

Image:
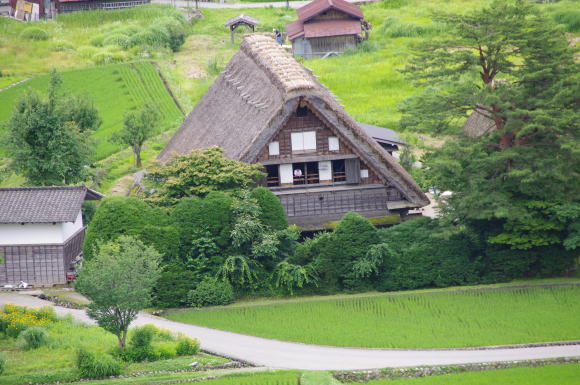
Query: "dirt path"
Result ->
[[2, 292, 579, 370]]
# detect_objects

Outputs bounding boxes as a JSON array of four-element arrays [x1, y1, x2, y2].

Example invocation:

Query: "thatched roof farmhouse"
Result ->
[[159, 35, 428, 228]]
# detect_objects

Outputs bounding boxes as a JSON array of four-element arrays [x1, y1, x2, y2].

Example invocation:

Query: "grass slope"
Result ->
[[0, 62, 183, 159], [165, 285, 580, 348], [350, 363, 580, 385]]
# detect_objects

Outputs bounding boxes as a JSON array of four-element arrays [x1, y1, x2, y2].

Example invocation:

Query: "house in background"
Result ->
[[286, 0, 369, 58], [158, 35, 428, 229], [0, 186, 102, 286], [7, 0, 149, 18], [358, 123, 406, 155]]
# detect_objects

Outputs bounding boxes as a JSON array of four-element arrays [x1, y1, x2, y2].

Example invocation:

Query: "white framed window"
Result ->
[[328, 136, 339, 151], [291, 131, 317, 152], [279, 164, 294, 184], [268, 141, 280, 156], [360, 169, 369, 178]]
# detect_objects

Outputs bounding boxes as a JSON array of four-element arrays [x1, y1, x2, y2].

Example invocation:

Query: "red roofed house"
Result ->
[[286, 0, 368, 58]]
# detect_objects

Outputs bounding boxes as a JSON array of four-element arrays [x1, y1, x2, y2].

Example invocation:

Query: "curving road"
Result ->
[[2, 292, 579, 370]]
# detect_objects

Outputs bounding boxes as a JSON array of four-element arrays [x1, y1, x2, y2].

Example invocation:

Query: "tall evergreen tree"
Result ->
[[401, 0, 579, 252]]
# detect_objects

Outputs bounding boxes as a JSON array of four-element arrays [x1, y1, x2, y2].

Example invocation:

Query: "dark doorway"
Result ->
[[266, 165, 279, 187], [332, 159, 346, 182]]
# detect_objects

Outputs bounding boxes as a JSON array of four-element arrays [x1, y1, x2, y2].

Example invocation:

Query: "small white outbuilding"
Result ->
[[0, 185, 102, 286]]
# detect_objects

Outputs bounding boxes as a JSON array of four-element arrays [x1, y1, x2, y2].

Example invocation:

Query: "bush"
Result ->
[[175, 335, 200, 356], [377, 217, 479, 291], [249, 187, 288, 230], [187, 277, 234, 308], [0, 355, 5, 375], [20, 326, 49, 350], [92, 50, 127, 65], [315, 212, 379, 290], [102, 33, 131, 49], [138, 225, 180, 261], [156, 342, 177, 359], [130, 325, 155, 349], [154, 263, 201, 308], [51, 40, 75, 52], [83, 197, 173, 259], [20, 27, 49, 40], [76, 349, 122, 379]]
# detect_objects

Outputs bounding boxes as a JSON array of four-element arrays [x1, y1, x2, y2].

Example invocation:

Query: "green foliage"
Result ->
[[83, 196, 172, 259], [274, 261, 318, 295], [379, 16, 445, 38], [19, 27, 49, 40], [175, 335, 200, 356], [138, 225, 180, 261], [153, 263, 203, 308], [315, 212, 379, 291], [249, 187, 288, 231], [218, 255, 259, 287], [187, 277, 234, 308], [19, 326, 49, 350], [129, 325, 156, 349], [2, 70, 95, 185], [398, 146, 415, 171], [75, 236, 162, 349], [114, 103, 160, 168], [0, 355, 5, 375], [76, 348, 122, 379], [167, 285, 580, 349], [377, 217, 479, 291], [145, 147, 265, 206]]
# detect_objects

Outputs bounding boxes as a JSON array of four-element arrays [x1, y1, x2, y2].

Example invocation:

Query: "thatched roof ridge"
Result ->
[[158, 36, 428, 207], [240, 35, 317, 95], [463, 108, 496, 137]]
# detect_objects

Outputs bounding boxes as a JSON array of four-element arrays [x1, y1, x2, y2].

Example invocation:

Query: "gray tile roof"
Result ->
[[358, 123, 406, 146], [0, 186, 103, 224]]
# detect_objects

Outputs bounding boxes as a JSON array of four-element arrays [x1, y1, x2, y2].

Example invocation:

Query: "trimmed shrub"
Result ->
[[83, 197, 173, 259], [76, 349, 122, 379], [315, 212, 379, 290], [249, 187, 288, 230], [20, 27, 49, 40], [130, 325, 155, 349], [377, 217, 479, 291], [187, 277, 234, 308], [154, 263, 201, 308], [138, 225, 180, 261], [175, 335, 200, 356], [20, 326, 49, 350]]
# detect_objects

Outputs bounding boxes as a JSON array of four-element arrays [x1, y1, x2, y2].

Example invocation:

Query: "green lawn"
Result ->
[[349, 363, 580, 385], [165, 285, 580, 348], [0, 317, 227, 385], [0, 62, 183, 160]]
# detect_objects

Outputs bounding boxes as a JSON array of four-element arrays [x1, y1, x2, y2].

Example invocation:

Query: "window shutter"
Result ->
[[319, 160, 332, 182], [268, 141, 280, 156], [303, 131, 317, 151], [279, 164, 294, 184], [291, 133, 304, 151], [345, 158, 360, 184], [328, 137, 339, 151]]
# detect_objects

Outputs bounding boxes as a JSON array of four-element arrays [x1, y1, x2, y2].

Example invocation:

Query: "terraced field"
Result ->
[[166, 286, 580, 349], [0, 62, 183, 159]]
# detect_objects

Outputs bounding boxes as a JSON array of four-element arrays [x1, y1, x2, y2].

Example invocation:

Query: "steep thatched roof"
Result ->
[[158, 35, 428, 207], [463, 108, 496, 138]]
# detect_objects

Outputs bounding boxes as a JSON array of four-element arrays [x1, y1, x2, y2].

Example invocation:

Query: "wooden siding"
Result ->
[[310, 9, 354, 22], [0, 228, 85, 286], [256, 105, 381, 185], [277, 186, 402, 218], [310, 35, 357, 54]]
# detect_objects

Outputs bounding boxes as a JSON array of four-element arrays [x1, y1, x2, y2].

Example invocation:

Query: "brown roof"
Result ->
[[224, 14, 260, 27], [158, 35, 429, 208], [286, 20, 305, 40], [304, 19, 361, 38], [0, 186, 103, 224], [462, 108, 496, 138], [297, 0, 363, 22]]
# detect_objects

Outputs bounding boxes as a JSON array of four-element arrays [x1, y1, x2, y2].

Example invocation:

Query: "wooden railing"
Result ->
[[333, 171, 346, 182]]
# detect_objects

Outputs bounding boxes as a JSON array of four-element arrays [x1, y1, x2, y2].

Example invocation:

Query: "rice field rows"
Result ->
[[350, 363, 580, 385], [166, 286, 580, 348], [182, 372, 299, 385], [0, 62, 183, 160]]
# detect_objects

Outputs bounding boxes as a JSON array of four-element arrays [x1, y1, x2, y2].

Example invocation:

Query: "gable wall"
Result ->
[[256, 106, 381, 185], [309, 9, 356, 22]]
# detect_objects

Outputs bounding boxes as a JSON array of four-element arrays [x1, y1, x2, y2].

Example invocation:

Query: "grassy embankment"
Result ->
[[165, 284, 580, 348]]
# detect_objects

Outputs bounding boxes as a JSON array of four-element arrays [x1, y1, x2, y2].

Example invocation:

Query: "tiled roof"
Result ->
[[0, 186, 103, 224], [358, 123, 406, 146]]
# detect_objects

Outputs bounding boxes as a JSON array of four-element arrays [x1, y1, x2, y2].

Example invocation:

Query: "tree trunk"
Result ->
[[135, 149, 142, 168], [117, 331, 126, 350]]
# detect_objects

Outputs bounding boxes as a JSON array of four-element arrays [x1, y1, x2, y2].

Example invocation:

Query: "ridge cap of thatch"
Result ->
[[240, 35, 317, 96]]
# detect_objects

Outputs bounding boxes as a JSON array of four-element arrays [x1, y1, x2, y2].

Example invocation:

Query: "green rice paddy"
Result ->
[[351, 363, 580, 385], [0, 62, 183, 159], [166, 286, 580, 349]]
